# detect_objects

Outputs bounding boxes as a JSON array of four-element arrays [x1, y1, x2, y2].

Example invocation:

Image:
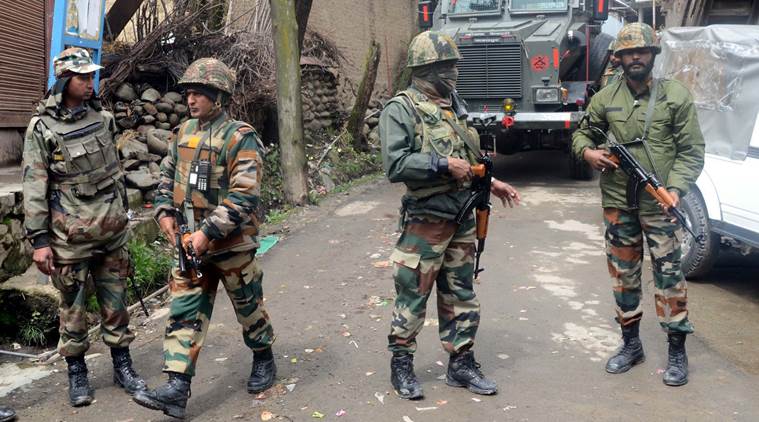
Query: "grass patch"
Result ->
[[128, 239, 173, 303]]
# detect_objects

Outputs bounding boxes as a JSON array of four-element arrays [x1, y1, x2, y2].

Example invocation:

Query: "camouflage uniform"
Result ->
[[22, 47, 134, 357], [600, 39, 623, 88], [572, 23, 705, 334], [153, 59, 272, 377], [381, 32, 481, 355]]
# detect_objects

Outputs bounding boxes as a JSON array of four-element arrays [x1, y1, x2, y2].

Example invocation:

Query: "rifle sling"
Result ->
[[442, 113, 483, 159]]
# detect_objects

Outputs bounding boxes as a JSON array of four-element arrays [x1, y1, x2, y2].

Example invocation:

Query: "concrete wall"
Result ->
[[229, 0, 418, 96], [306, 0, 417, 95]]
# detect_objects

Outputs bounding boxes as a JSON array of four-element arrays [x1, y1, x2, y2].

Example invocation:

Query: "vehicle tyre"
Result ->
[[576, 32, 614, 83], [680, 188, 720, 279], [569, 153, 594, 180]]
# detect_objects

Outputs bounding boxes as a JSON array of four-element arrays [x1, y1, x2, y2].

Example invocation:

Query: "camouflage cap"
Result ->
[[407, 31, 461, 68], [178, 58, 236, 95], [614, 23, 660, 56], [54, 47, 103, 78]]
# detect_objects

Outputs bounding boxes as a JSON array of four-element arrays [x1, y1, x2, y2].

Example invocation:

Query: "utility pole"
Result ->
[[270, 0, 308, 205]]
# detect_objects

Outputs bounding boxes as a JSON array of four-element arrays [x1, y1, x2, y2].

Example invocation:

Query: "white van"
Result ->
[[680, 113, 759, 277], [656, 25, 759, 278]]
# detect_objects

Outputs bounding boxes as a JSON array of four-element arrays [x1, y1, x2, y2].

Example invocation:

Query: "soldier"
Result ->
[[133, 58, 273, 419], [572, 23, 705, 386], [380, 31, 521, 400], [600, 39, 623, 88], [22, 47, 147, 406]]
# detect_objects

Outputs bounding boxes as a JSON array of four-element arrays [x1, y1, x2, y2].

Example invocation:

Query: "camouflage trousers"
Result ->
[[163, 249, 274, 376], [388, 213, 480, 354], [51, 246, 134, 357], [604, 208, 693, 334]]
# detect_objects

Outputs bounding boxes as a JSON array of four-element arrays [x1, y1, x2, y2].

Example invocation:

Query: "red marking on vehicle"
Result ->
[[530, 55, 549, 71], [483, 104, 489, 112], [423, 4, 429, 21], [564, 120, 571, 129], [553, 48, 560, 69], [597, 0, 605, 13], [502, 115, 515, 128]]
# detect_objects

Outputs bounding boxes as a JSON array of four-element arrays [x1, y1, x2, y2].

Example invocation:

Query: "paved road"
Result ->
[[4, 151, 759, 421]]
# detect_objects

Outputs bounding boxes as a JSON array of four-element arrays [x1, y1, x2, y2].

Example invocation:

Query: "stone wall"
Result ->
[[301, 64, 341, 139], [0, 185, 32, 283]]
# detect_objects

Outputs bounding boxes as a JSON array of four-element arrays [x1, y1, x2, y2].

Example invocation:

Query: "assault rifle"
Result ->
[[455, 154, 494, 279], [174, 208, 203, 278], [586, 125, 704, 243]]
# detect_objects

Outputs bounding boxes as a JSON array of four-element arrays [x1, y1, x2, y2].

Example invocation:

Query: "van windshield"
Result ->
[[448, 0, 501, 14], [510, 0, 568, 12]]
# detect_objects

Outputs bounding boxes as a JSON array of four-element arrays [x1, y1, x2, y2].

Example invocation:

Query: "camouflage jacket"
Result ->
[[22, 89, 129, 264], [154, 111, 263, 255], [572, 77, 705, 214], [379, 86, 479, 220]]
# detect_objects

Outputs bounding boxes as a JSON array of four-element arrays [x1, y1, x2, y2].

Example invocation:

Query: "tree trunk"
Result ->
[[295, 0, 313, 52], [270, 0, 308, 205], [347, 41, 381, 152]]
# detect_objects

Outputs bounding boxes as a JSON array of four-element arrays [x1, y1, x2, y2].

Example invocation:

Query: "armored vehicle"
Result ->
[[423, 0, 614, 179]]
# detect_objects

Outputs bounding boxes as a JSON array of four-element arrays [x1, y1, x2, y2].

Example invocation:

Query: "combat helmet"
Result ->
[[407, 31, 461, 68], [614, 23, 660, 56], [178, 58, 236, 95], [53, 47, 103, 79]]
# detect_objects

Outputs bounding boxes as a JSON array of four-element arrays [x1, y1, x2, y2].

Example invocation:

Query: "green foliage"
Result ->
[[260, 143, 285, 213], [265, 207, 292, 225], [19, 310, 56, 346], [127, 239, 173, 304]]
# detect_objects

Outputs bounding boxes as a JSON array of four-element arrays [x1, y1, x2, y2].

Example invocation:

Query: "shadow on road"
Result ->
[[491, 149, 597, 186]]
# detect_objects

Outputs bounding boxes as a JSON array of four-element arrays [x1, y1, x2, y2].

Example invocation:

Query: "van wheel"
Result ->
[[680, 189, 720, 279], [569, 153, 594, 180]]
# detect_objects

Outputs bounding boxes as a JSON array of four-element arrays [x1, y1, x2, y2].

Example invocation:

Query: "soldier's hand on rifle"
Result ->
[[33, 246, 55, 275], [583, 148, 619, 172], [659, 189, 680, 223], [184, 230, 210, 256], [491, 179, 521, 208], [448, 157, 473, 182], [158, 216, 178, 246]]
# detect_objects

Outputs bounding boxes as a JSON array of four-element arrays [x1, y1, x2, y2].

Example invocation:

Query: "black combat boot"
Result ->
[[390, 353, 423, 400], [65, 356, 94, 407], [446, 350, 498, 395], [247, 348, 277, 394], [663, 333, 688, 386], [0, 406, 16, 422], [133, 372, 191, 419], [605, 321, 645, 374], [111, 347, 148, 395]]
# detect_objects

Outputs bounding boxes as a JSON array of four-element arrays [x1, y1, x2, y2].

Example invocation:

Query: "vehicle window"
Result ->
[[510, 0, 568, 12], [448, 0, 501, 14]]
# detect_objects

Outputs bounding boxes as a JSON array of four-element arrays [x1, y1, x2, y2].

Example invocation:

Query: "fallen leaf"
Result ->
[[372, 260, 392, 268], [435, 360, 444, 367], [291, 357, 298, 363], [311, 411, 325, 419], [215, 357, 228, 362], [415, 406, 438, 412], [336, 409, 347, 417], [497, 354, 510, 360], [341, 331, 352, 337], [338, 313, 347, 319], [286, 384, 296, 392], [304, 348, 314, 353], [365, 371, 375, 376], [656, 368, 665, 374], [374, 391, 385, 404], [503, 405, 517, 411], [260, 411, 274, 421], [471, 397, 482, 402], [518, 317, 529, 321], [402, 416, 414, 422], [435, 400, 448, 406]]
